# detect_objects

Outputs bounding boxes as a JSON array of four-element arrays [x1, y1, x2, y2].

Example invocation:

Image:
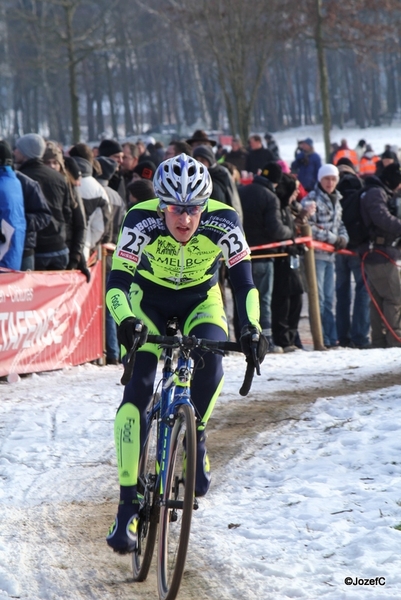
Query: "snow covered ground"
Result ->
[[1, 346, 401, 599]]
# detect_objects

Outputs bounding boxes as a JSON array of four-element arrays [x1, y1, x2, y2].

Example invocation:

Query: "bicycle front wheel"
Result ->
[[157, 403, 196, 600], [132, 409, 160, 582]]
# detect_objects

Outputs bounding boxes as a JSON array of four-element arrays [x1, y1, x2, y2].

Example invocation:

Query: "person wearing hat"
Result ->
[[0, 140, 26, 270], [98, 139, 125, 199], [186, 129, 217, 148], [374, 148, 399, 179], [239, 161, 296, 353], [131, 160, 157, 183], [358, 162, 401, 347], [14, 133, 73, 271], [291, 137, 322, 192], [127, 179, 155, 208], [302, 164, 349, 348]]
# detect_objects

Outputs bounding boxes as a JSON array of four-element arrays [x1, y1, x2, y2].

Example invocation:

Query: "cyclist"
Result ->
[[105, 153, 267, 554]]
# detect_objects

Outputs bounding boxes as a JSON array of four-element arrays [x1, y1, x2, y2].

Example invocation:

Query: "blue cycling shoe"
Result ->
[[106, 501, 139, 554]]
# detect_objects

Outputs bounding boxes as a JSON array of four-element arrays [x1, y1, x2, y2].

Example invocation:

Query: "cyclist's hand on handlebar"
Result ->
[[240, 325, 268, 365], [117, 317, 148, 351]]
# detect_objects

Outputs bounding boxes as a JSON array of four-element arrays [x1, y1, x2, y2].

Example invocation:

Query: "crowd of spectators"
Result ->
[[2, 129, 401, 357]]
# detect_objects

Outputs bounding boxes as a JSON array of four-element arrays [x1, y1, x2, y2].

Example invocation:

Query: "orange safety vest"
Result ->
[[333, 148, 359, 168], [359, 155, 380, 176]]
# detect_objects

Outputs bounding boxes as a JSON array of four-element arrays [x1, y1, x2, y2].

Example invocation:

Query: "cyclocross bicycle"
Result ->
[[120, 318, 259, 600]]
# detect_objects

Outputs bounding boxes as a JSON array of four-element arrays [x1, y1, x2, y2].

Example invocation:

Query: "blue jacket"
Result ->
[[0, 166, 26, 270], [291, 150, 322, 192]]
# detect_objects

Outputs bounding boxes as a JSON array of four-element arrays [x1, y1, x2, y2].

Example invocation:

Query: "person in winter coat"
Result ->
[[359, 145, 380, 178], [43, 141, 87, 276], [264, 132, 280, 161], [291, 138, 322, 192], [359, 163, 401, 348], [335, 159, 370, 348], [303, 164, 349, 348], [239, 162, 294, 353], [0, 136, 52, 271], [0, 141, 26, 270], [333, 139, 359, 171], [71, 155, 111, 260], [245, 135, 274, 175], [225, 137, 248, 173], [14, 133, 73, 270], [272, 173, 312, 351]]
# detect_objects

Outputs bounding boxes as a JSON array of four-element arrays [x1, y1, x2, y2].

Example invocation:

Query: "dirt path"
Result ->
[[43, 367, 401, 600]]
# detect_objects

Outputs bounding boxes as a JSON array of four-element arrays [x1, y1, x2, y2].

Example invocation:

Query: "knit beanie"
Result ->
[[72, 156, 92, 177], [193, 145, 216, 167], [127, 179, 155, 204], [318, 164, 339, 182], [260, 161, 283, 184], [336, 157, 355, 170], [132, 160, 157, 180], [381, 163, 401, 190], [96, 156, 118, 181], [16, 133, 46, 160], [98, 139, 123, 157], [0, 140, 13, 166]]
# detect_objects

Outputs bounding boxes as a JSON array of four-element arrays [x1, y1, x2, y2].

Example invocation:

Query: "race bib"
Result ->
[[218, 226, 250, 267], [116, 226, 151, 263]]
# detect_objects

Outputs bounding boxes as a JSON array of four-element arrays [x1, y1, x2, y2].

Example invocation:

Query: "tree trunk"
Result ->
[[315, 0, 331, 162]]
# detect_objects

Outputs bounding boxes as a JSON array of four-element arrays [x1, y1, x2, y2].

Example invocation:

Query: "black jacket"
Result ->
[[18, 159, 72, 253], [15, 171, 52, 254], [245, 147, 274, 175], [239, 176, 292, 253]]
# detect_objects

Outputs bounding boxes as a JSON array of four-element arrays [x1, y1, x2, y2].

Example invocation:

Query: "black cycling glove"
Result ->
[[240, 324, 268, 365], [117, 317, 148, 351]]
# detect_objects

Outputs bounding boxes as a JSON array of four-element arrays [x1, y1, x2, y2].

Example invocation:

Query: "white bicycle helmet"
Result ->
[[154, 153, 212, 207]]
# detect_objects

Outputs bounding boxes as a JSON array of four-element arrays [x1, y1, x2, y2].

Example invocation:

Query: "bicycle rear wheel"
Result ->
[[157, 403, 196, 600], [132, 409, 160, 581]]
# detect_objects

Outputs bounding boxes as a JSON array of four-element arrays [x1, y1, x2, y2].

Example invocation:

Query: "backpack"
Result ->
[[341, 187, 370, 246]]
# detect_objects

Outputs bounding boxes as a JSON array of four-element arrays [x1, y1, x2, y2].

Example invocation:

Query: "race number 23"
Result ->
[[117, 227, 150, 263], [219, 227, 250, 267]]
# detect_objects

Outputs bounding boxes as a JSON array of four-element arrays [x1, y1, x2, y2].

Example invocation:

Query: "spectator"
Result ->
[[375, 149, 399, 179], [302, 164, 349, 348], [131, 160, 157, 183], [69, 148, 111, 260], [192, 145, 243, 218], [245, 134, 274, 174], [0, 140, 26, 270], [291, 137, 322, 192], [96, 156, 126, 365], [264, 132, 280, 161], [335, 159, 370, 349], [14, 133, 72, 270], [273, 173, 312, 351], [354, 139, 367, 162], [121, 142, 139, 200], [146, 141, 164, 166], [239, 161, 294, 353], [127, 179, 155, 207], [136, 139, 151, 163], [359, 145, 380, 178], [186, 129, 217, 149], [359, 163, 401, 348], [225, 137, 248, 173], [98, 139, 125, 199], [43, 141, 87, 276], [333, 139, 359, 171], [164, 140, 193, 159]]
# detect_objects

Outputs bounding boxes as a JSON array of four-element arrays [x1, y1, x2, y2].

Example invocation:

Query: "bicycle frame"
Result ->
[[145, 344, 196, 500]]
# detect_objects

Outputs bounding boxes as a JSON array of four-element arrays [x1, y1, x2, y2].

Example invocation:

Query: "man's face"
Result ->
[[122, 145, 138, 172], [248, 137, 261, 150], [231, 140, 240, 151], [163, 207, 202, 243], [108, 152, 124, 166], [320, 175, 338, 194], [164, 144, 177, 159], [194, 156, 211, 169], [13, 147, 25, 166]]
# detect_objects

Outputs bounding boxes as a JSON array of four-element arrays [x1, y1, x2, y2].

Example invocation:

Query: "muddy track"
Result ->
[[48, 367, 401, 600]]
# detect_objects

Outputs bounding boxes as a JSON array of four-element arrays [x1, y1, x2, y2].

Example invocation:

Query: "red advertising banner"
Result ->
[[0, 262, 103, 377]]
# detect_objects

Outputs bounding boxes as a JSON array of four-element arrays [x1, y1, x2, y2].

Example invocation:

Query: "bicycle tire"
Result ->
[[157, 403, 196, 600], [132, 409, 160, 581]]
